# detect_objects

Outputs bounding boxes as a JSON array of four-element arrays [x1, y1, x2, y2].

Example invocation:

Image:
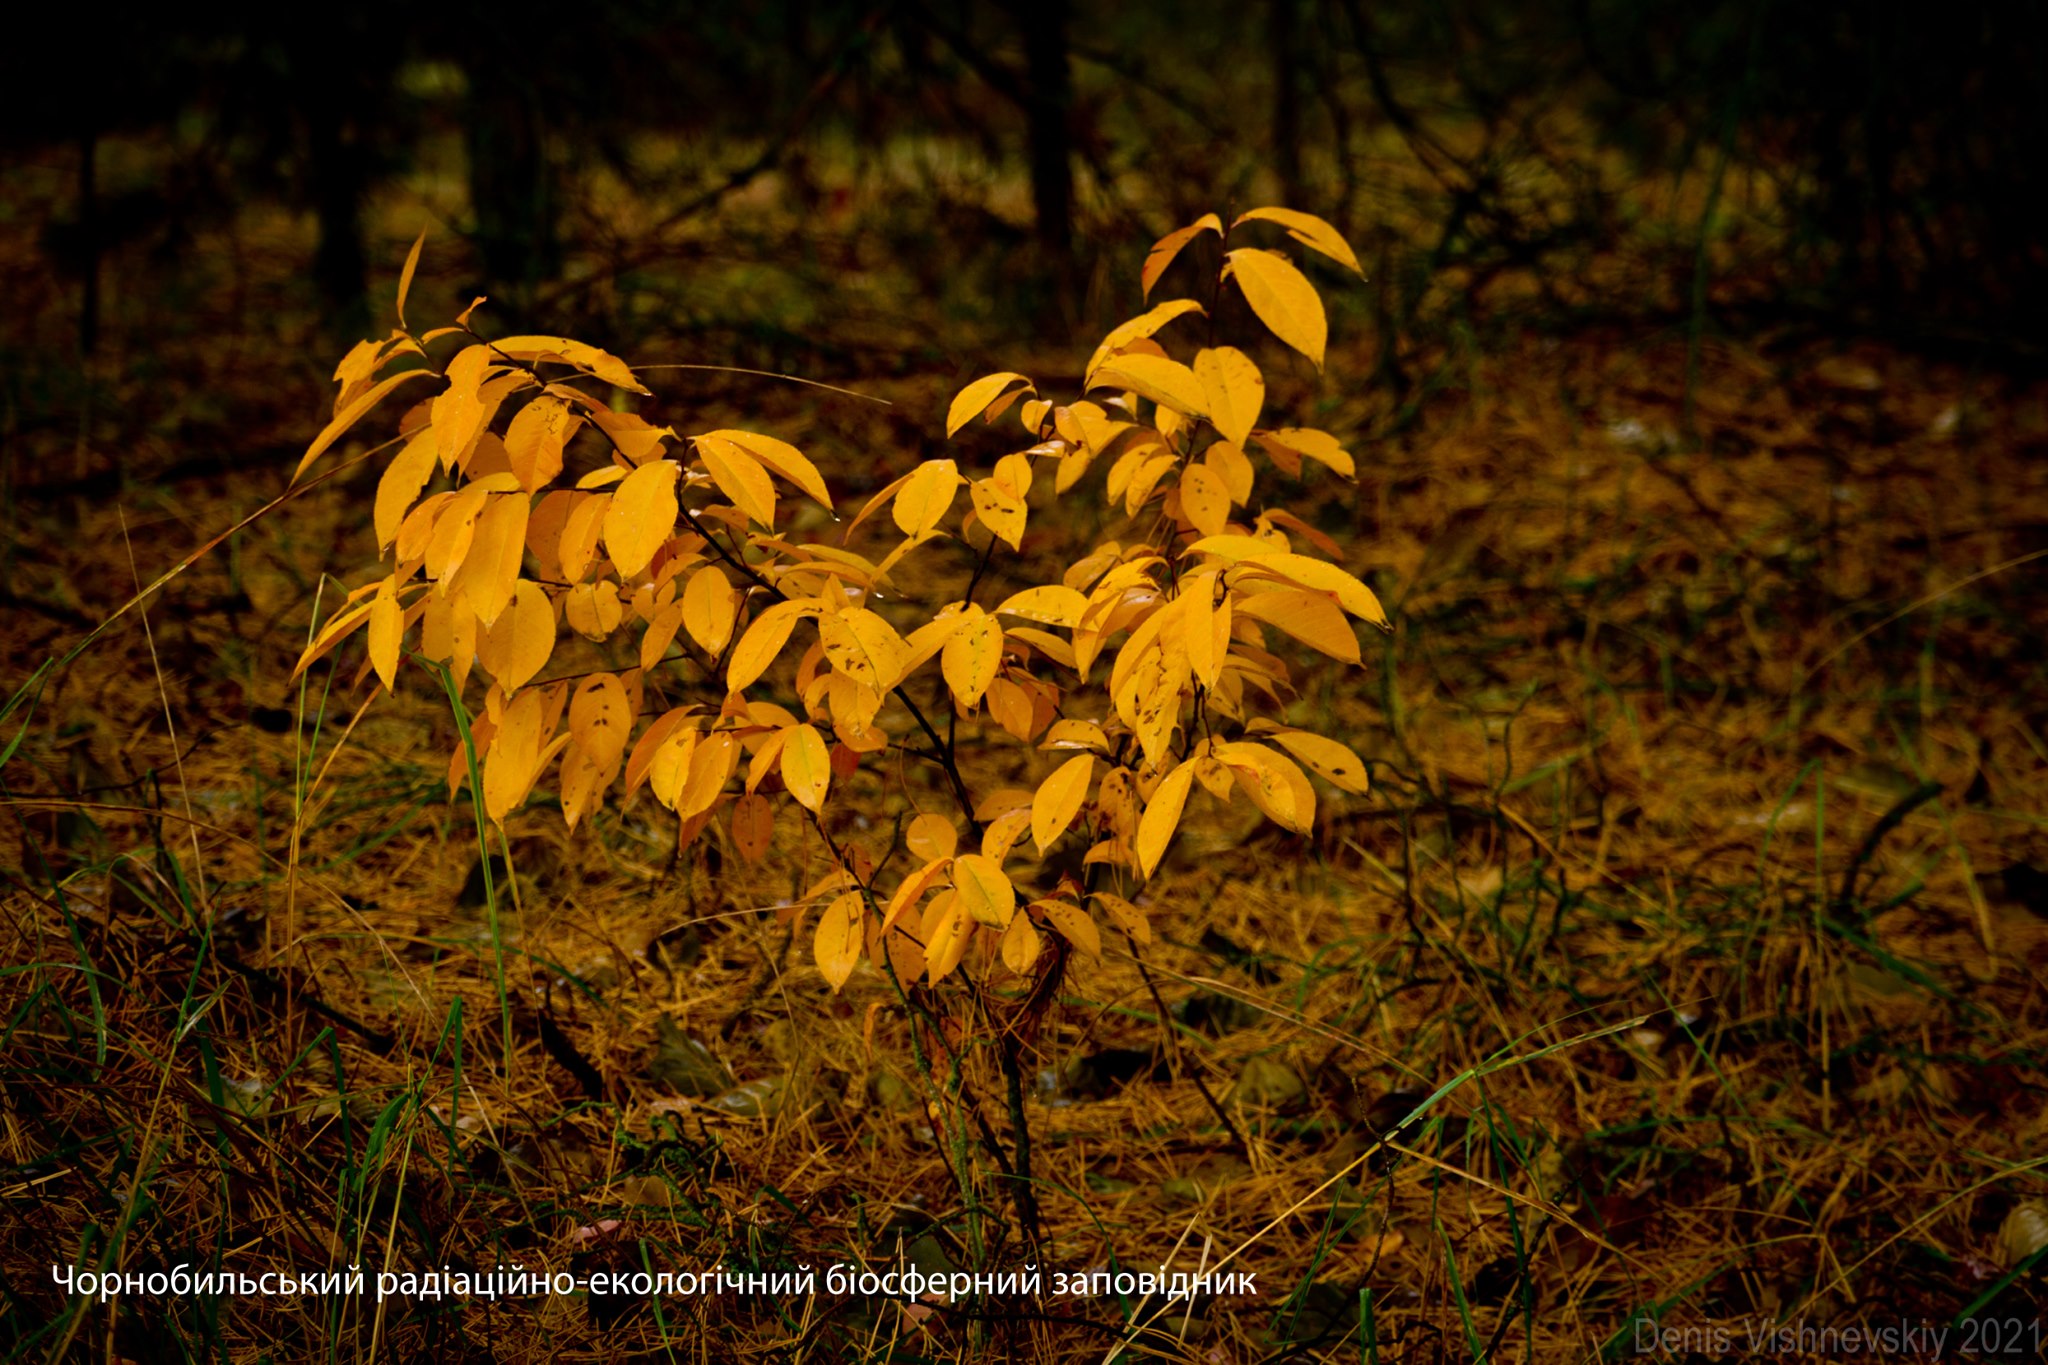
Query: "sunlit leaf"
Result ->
[[367, 577, 403, 692], [940, 607, 1003, 708], [780, 722, 831, 813], [1135, 759, 1198, 878], [681, 565, 738, 655], [727, 600, 813, 692], [952, 853, 1016, 928], [1225, 248, 1327, 369], [488, 335, 647, 393], [1035, 899, 1101, 958], [814, 890, 865, 992], [1194, 346, 1264, 447], [895, 459, 962, 538], [1031, 752, 1093, 856], [906, 813, 959, 863], [1233, 207, 1365, 275], [1090, 352, 1209, 419], [296, 369, 434, 484], [603, 459, 680, 579], [947, 372, 1033, 438], [568, 673, 631, 768], [1140, 214, 1224, 300]]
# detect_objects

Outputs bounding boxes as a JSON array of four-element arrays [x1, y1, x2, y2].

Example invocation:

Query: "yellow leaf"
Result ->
[[1232, 587, 1360, 661], [994, 585, 1087, 627], [884, 856, 953, 931], [367, 578, 403, 692], [981, 806, 1034, 862], [504, 395, 578, 491], [814, 890, 865, 992], [675, 731, 737, 818], [731, 792, 774, 861], [951, 853, 1016, 928], [1235, 553, 1387, 626], [1258, 427, 1355, 479], [483, 690, 545, 824], [1257, 726, 1370, 794], [1091, 891, 1151, 944], [946, 372, 1033, 437], [1090, 352, 1209, 419], [1233, 207, 1364, 275], [1183, 571, 1223, 687], [924, 897, 971, 984], [1135, 759, 1198, 878], [430, 345, 495, 467], [894, 459, 962, 538], [294, 368, 433, 483], [487, 335, 647, 393], [560, 743, 621, 832], [1194, 346, 1264, 447], [568, 673, 631, 768], [1000, 913, 1043, 974], [375, 429, 440, 551], [1084, 298, 1206, 381], [558, 492, 610, 583], [780, 723, 831, 813], [906, 813, 959, 863], [1213, 741, 1316, 833], [1031, 753, 1093, 856], [603, 460, 680, 579], [701, 429, 831, 507], [563, 580, 623, 640], [727, 600, 813, 692], [1204, 440, 1255, 505], [1034, 900, 1101, 958], [1184, 532, 1288, 563], [482, 580, 556, 693], [1040, 718, 1110, 752], [969, 478, 1027, 550], [681, 565, 738, 655], [395, 227, 427, 327], [1225, 248, 1327, 369], [818, 608, 908, 691], [696, 434, 777, 528], [452, 493, 529, 627], [1140, 214, 1224, 300], [940, 608, 1003, 709], [1178, 464, 1231, 538]]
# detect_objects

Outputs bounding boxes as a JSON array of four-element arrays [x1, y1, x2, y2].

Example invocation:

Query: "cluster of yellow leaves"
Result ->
[[297, 211, 1384, 995]]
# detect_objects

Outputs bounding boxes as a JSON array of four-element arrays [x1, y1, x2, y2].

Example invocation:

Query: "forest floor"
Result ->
[[4, 135, 2048, 1362]]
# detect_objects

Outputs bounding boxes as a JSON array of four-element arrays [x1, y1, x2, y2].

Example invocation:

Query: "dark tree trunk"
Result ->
[[1018, 0, 1075, 267], [466, 63, 559, 313], [1270, 0, 1303, 203]]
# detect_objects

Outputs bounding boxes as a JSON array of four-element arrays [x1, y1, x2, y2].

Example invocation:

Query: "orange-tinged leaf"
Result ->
[[946, 372, 1033, 437], [375, 429, 440, 550], [940, 608, 1003, 708], [980, 806, 1034, 862], [702, 429, 832, 507], [1092, 891, 1152, 944], [731, 792, 774, 861], [780, 723, 831, 812], [1225, 248, 1327, 369], [604, 460, 680, 579], [559, 743, 621, 832], [1035, 899, 1101, 958], [368, 578, 403, 692], [697, 434, 777, 528], [504, 395, 578, 491], [563, 580, 623, 640], [924, 897, 971, 984], [1041, 718, 1109, 752], [482, 690, 545, 824], [675, 730, 737, 818], [1140, 214, 1224, 299], [1178, 463, 1231, 538], [906, 813, 959, 863], [969, 478, 1027, 550], [295, 368, 433, 483], [568, 673, 631, 768], [814, 890, 865, 992], [1000, 913, 1043, 974], [884, 856, 953, 931], [452, 493, 529, 627], [1091, 352, 1209, 419], [1136, 759, 1198, 878], [1232, 587, 1360, 661], [1258, 426, 1355, 479], [818, 608, 908, 691], [1194, 346, 1264, 447], [727, 600, 813, 692], [951, 853, 1016, 928], [484, 579, 555, 692], [1234, 206, 1364, 275], [894, 459, 962, 538], [395, 228, 427, 327], [681, 565, 738, 655], [558, 492, 610, 582], [625, 707, 694, 796], [1031, 753, 1093, 856], [1213, 740, 1316, 833], [488, 335, 647, 393]]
